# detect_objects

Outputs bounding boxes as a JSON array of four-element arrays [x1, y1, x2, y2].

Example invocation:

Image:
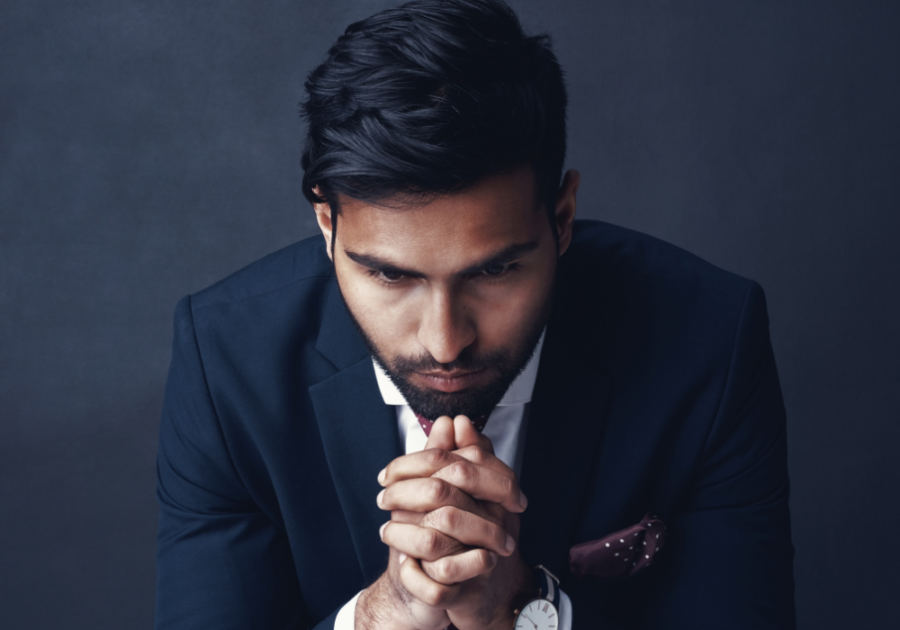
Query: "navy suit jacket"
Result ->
[[155, 220, 795, 629]]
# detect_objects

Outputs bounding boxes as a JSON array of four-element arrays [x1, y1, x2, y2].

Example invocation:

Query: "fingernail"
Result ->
[[377, 489, 385, 507], [519, 491, 528, 510], [398, 553, 408, 565], [377, 468, 386, 485], [505, 534, 516, 554], [489, 551, 499, 564], [379, 522, 389, 540]]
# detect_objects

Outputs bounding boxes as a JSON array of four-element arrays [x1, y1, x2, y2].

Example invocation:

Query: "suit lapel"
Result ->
[[519, 312, 612, 577], [310, 280, 401, 583]]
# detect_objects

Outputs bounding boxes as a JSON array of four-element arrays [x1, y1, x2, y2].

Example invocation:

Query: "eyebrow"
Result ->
[[344, 241, 540, 278]]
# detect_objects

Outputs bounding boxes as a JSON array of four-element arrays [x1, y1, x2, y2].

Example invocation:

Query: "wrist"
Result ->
[[486, 557, 536, 630], [355, 573, 414, 630], [507, 565, 563, 630]]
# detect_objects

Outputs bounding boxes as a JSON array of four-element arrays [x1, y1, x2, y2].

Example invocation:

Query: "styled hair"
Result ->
[[300, 0, 567, 220]]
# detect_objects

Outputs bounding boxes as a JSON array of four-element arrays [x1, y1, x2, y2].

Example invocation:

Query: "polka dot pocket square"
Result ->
[[569, 513, 667, 579]]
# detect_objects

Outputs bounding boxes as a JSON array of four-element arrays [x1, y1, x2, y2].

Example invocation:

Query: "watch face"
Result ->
[[515, 599, 559, 630]]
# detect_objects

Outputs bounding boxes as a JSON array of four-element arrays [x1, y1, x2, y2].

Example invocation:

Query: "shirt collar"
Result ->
[[372, 331, 545, 407]]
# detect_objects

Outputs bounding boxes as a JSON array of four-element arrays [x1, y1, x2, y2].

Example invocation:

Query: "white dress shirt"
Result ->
[[334, 333, 573, 629]]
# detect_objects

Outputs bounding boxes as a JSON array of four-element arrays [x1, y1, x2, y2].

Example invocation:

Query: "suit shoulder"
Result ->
[[567, 220, 753, 297], [189, 235, 333, 312]]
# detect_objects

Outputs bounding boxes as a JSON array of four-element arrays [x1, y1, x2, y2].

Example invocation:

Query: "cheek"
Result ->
[[467, 268, 554, 341], [337, 270, 422, 346]]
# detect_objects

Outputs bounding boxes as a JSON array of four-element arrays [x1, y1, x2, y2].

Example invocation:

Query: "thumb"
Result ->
[[424, 416, 456, 451]]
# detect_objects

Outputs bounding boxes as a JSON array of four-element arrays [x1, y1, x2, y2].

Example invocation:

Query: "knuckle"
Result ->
[[425, 478, 452, 505], [430, 505, 457, 530], [444, 506, 464, 529], [478, 548, 495, 569], [459, 445, 485, 464], [422, 582, 449, 607], [432, 557, 453, 582], [447, 461, 473, 484]]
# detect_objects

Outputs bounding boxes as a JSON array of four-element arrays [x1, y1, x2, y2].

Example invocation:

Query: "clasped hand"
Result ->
[[356, 416, 532, 630]]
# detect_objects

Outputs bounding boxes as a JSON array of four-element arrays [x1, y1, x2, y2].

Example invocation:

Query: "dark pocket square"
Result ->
[[569, 513, 667, 579]]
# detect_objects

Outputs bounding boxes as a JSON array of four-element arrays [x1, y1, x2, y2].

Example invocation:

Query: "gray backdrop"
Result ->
[[2, 0, 898, 628]]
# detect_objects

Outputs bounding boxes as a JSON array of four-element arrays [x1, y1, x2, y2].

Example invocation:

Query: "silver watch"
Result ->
[[513, 565, 560, 629]]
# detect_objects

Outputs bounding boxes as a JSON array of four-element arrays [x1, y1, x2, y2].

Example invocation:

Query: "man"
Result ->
[[155, 1, 795, 628]]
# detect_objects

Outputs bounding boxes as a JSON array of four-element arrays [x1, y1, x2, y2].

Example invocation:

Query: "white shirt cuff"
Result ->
[[333, 589, 363, 630], [559, 588, 573, 630], [332, 586, 571, 630]]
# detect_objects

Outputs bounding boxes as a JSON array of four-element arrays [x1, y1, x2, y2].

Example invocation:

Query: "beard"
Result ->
[[343, 289, 553, 422]]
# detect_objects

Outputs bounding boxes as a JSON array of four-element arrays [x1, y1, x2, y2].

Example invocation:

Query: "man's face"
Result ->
[[315, 166, 578, 420]]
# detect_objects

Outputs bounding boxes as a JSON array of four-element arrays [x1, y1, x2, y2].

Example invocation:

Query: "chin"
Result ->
[[394, 375, 512, 421]]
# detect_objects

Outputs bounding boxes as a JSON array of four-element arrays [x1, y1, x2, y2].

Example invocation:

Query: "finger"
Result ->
[[379, 447, 460, 486], [453, 415, 494, 454], [399, 553, 462, 609], [378, 477, 481, 514], [381, 521, 467, 561], [452, 443, 508, 470], [390, 509, 422, 525], [422, 506, 516, 556], [425, 416, 456, 451], [379, 444, 513, 487], [392, 553, 453, 630], [452, 444, 516, 479], [421, 548, 498, 585], [430, 459, 528, 513]]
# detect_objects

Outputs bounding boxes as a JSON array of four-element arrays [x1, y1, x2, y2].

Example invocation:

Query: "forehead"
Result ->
[[335, 168, 546, 270]]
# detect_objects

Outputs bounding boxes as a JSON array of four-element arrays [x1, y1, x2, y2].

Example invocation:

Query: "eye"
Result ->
[[479, 262, 520, 279], [482, 265, 508, 277], [367, 269, 406, 285], [378, 270, 404, 282]]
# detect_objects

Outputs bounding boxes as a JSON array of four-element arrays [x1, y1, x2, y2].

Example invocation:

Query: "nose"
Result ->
[[417, 286, 475, 365]]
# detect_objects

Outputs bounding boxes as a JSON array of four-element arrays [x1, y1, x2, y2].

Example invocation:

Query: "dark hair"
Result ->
[[300, 0, 567, 224]]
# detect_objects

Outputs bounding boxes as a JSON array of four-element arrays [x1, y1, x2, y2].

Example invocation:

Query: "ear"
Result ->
[[311, 187, 335, 261], [554, 169, 580, 257]]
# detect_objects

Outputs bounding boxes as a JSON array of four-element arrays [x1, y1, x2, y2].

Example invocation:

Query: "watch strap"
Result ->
[[534, 565, 560, 608]]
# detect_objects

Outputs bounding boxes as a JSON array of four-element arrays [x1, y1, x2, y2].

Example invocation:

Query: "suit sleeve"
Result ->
[[155, 296, 327, 629], [642, 282, 796, 629]]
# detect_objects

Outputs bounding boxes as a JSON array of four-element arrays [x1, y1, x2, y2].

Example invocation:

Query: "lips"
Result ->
[[412, 368, 487, 393]]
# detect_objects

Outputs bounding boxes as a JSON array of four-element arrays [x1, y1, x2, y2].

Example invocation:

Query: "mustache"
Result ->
[[389, 348, 511, 376]]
